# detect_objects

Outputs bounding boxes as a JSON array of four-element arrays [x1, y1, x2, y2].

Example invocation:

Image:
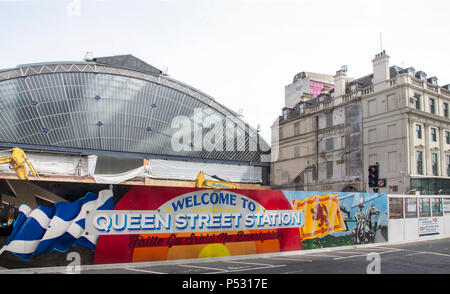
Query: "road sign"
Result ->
[[377, 178, 386, 188]]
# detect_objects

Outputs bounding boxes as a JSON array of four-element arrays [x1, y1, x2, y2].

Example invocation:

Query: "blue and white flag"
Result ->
[[0, 189, 114, 261]]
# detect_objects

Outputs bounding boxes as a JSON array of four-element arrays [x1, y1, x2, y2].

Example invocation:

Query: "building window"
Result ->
[[429, 98, 435, 114], [416, 124, 422, 139], [431, 127, 437, 142], [417, 151, 423, 175], [444, 103, 449, 117], [446, 154, 450, 176], [282, 109, 288, 120], [431, 153, 439, 176], [414, 94, 421, 110], [445, 131, 450, 145]]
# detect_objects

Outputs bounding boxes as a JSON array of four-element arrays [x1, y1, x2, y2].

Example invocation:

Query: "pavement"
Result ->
[[1, 237, 449, 275]]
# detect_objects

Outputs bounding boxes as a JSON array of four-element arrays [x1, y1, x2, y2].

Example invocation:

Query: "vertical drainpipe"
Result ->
[[360, 100, 365, 192], [315, 115, 319, 184]]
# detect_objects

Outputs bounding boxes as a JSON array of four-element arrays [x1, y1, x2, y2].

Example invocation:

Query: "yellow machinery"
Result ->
[[195, 171, 238, 189], [0, 148, 39, 180]]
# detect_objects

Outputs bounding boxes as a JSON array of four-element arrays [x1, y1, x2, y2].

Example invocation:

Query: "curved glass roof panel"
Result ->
[[0, 57, 269, 163]]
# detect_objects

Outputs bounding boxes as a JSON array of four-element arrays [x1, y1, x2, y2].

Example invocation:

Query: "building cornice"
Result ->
[[279, 73, 450, 126], [406, 108, 450, 127]]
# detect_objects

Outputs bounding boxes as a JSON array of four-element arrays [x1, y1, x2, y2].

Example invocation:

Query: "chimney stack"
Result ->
[[334, 69, 346, 97], [372, 50, 390, 91]]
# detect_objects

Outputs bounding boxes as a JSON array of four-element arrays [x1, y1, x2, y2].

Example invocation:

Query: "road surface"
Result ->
[[2, 237, 449, 275]]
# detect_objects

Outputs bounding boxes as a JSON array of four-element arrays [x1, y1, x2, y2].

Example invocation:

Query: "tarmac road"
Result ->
[[2, 237, 449, 275]]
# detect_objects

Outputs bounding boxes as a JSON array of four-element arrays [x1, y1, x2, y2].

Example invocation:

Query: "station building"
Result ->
[[0, 54, 270, 208]]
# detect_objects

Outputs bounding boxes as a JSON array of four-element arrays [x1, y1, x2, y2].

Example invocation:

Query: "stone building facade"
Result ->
[[271, 51, 450, 194]]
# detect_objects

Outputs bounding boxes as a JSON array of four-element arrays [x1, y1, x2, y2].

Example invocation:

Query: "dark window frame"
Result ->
[[431, 153, 439, 176], [416, 124, 422, 139], [429, 98, 436, 114], [417, 150, 424, 175], [431, 127, 437, 142]]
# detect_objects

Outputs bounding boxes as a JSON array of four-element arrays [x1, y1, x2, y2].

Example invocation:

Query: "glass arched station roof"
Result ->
[[0, 55, 269, 163]]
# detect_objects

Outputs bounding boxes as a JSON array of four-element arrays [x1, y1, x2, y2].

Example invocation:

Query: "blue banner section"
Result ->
[[0, 190, 114, 261]]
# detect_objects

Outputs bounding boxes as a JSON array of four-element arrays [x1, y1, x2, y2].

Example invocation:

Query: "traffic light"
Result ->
[[368, 164, 379, 188]]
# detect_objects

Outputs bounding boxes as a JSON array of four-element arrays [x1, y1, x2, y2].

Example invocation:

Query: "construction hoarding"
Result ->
[[0, 182, 388, 268]]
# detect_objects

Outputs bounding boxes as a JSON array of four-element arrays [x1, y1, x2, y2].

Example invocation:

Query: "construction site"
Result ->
[[0, 54, 448, 271]]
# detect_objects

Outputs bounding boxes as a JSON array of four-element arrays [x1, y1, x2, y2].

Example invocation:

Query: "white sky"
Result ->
[[1, 0, 449, 143]]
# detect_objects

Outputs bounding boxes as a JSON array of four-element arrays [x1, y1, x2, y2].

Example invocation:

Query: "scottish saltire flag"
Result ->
[[0, 189, 114, 261]]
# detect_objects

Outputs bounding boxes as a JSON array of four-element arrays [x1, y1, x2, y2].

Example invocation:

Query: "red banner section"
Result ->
[[93, 186, 301, 264]]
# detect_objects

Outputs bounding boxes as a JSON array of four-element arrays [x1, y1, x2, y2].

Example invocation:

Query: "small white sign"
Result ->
[[418, 217, 439, 236]]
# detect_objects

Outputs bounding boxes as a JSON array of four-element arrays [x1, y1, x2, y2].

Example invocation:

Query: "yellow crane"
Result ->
[[0, 147, 40, 180], [195, 171, 238, 189]]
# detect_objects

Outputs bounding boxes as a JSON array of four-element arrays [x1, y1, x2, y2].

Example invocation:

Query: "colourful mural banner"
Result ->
[[291, 194, 346, 241], [0, 182, 389, 268], [284, 190, 388, 249]]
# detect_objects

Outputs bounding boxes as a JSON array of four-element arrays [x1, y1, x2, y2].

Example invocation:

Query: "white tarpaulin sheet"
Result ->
[[92, 165, 151, 184], [0, 152, 97, 176], [0, 150, 262, 184], [91, 159, 261, 184], [148, 159, 262, 183]]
